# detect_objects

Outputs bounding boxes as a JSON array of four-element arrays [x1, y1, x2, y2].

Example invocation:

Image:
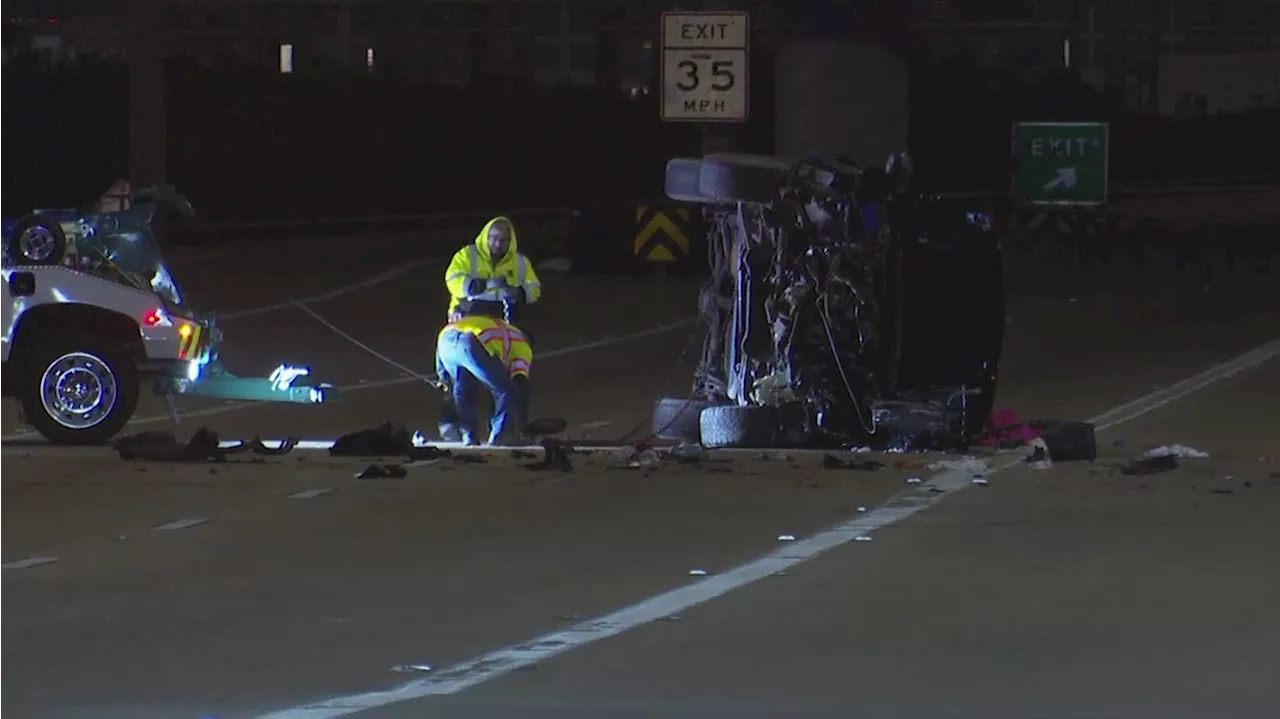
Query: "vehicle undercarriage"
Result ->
[[657, 153, 1004, 452]]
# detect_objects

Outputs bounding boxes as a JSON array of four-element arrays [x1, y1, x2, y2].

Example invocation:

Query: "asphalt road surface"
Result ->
[[3, 240, 1278, 719]]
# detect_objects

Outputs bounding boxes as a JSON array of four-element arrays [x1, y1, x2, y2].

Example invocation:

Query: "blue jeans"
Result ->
[[435, 330, 514, 444]]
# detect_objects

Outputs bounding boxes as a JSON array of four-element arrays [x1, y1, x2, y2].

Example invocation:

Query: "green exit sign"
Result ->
[[1011, 121, 1109, 206]]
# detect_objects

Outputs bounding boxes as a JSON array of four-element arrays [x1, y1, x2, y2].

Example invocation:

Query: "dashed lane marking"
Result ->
[[152, 518, 208, 532], [255, 339, 1280, 718]]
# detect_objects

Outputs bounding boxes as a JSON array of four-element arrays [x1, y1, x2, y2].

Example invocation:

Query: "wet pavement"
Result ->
[[3, 245, 1278, 719]]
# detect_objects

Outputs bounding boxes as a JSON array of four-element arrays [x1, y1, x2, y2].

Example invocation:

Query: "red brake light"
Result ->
[[142, 309, 164, 326]]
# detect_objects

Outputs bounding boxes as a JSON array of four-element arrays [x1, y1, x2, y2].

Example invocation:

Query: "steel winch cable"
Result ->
[[289, 298, 446, 391], [291, 296, 708, 445]]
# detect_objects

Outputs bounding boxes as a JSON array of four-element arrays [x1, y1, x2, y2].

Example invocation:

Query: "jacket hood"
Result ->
[[473, 216, 518, 261]]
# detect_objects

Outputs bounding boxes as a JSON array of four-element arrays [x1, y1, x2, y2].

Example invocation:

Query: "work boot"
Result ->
[[439, 422, 461, 443]]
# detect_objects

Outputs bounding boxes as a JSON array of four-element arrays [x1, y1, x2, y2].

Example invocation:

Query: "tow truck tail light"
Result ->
[[142, 308, 170, 327]]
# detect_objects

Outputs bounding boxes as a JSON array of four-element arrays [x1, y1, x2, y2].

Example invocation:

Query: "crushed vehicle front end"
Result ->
[[662, 153, 1004, 452]]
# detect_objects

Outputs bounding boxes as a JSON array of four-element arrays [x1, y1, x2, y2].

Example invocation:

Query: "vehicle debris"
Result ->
[[656, 153, 1003, 452], [1118, 454, 1179, 476], [114, 427, 226, 462], [331, 421, 413, 458], [777, 534, 797, 542], [670, 442, 705, 463], [523, 438, 574, 472], [1024, 437, 1054, 469], [356, 464, 409, 480], [1143, 444, 1210, 459], [821, 454, 883, 471]]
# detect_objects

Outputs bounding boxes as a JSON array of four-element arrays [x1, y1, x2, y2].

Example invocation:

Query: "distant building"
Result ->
[[908, 0, 1279, 111]]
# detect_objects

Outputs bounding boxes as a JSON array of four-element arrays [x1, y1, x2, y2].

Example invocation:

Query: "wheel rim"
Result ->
[[39, 352, 118, 430], [18, 226, 57, 262]]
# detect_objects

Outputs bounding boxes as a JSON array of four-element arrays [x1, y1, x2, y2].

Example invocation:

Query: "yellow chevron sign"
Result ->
[[633, 205, 692, 262]]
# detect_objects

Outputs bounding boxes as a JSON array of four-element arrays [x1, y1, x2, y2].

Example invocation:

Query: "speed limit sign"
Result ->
[[660, 12, 749, 123]]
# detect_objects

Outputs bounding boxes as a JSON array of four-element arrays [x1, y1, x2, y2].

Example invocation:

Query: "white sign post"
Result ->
[[660, 11, 750, 123]]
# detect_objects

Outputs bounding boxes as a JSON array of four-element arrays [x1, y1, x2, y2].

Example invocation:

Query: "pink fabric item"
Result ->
[[978, 409, 1042, 446]]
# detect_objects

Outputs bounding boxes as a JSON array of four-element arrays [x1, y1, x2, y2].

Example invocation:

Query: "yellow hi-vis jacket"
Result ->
[[439, 315, 533, 378], [444, 216, 543, 315]]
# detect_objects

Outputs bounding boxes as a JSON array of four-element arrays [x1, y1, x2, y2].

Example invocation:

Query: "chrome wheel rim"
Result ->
[[39, 352, 118, 430], [18, 226, 57, 262]]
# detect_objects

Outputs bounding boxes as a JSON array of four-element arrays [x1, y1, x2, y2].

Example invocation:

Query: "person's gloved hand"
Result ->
[[464, 278, 485, 296], [500, 285, 524, 303]]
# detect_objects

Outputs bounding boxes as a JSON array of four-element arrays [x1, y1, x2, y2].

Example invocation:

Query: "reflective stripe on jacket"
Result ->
[[439, 315, 533, 378], [444, 216, 543, 314]]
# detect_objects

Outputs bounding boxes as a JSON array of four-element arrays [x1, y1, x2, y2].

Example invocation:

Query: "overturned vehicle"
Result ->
[[653, 153, 1004, 452], [2, 185, 336, 444]]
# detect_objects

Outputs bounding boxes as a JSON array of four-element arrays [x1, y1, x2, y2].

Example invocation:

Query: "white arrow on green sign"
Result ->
[[1011, 121, 1109, 206]]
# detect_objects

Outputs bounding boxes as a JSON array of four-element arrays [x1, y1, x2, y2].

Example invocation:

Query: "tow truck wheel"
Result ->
[[6, 216, 68, 265], [20, 336, 140, 445]]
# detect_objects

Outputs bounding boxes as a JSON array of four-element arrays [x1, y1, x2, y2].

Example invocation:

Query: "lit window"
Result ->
[[366, 47, 375, 70], [279, 43, 294, 73]]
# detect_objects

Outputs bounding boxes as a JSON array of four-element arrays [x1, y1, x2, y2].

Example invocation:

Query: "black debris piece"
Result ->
[[1118, 454, 1178, 476], [524, 438, 574, 472], [510, 449, 538, 459], [330, 421, 412, 457], [222, 437, 301, 456], [356, 464, 409, 479], [1031, 420, 1098, 462], [1208, 488, 1234, 495], [114, 427, 225, 462], [822, 454, 883, 471], [1024, 445, 1050, 465], [407, 446, 453, 462]]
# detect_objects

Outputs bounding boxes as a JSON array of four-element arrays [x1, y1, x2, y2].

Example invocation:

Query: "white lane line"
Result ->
[[3, 556, 60, 570], [288, 489, 333, 500], [255, 338, 1280, 719], [153, 518, 208, 531]]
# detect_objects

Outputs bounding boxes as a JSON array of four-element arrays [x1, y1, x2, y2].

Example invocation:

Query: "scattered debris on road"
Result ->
[[356, 464, 408, 479], [390, 664, 433, 673], [821, 454, 883, 471], [1117, 454, 1179, 476], [114, 428, 229, 462], [777, 534, 796, 542], [331, 421, 412, 457], [1024, 438, 1054, 470], [1143, 444, 1210, 459], [688, 569, 708, 576], [523, 439, 574, 472]]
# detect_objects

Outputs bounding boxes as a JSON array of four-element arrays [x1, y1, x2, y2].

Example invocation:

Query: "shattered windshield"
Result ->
[[77, 191, 189, 308], [82, 202, 184, 307]]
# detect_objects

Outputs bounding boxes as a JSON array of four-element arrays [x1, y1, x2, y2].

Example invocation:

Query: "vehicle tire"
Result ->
[[652, 396, 719, 443], [6, 215, 67, 265], [699, 404, 779, 449], [664, 157, 711, 203], [698, 153, 792, 204], [20, 335, 140, 445]]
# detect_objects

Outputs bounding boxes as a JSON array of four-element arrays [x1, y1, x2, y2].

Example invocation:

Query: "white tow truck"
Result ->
[[1, 185, 336, 444]]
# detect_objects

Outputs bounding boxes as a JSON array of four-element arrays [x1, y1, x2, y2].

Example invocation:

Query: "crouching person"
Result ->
[[434, 313, 533, 446]]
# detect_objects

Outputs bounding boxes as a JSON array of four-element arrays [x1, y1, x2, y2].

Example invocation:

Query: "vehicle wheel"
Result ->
[[6, 215, 67, 265], [664, 157, 712, 203], [699, 405, 779, 449], [652, 396, 719, 443], [20, 336, 140, 445], [698, 153, 792, 204]]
